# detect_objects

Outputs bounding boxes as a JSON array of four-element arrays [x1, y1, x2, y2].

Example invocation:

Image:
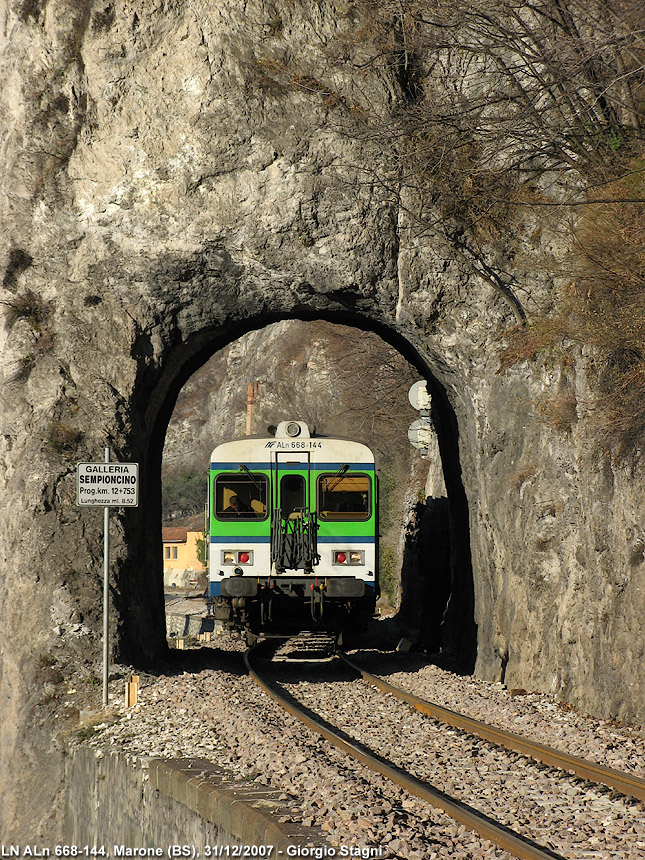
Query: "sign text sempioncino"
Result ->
[[76, 462, 139, 506]]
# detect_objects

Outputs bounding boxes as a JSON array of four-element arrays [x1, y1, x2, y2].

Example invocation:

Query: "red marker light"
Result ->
[[335, 552, 347, 564], [238, 552, 250, 564]]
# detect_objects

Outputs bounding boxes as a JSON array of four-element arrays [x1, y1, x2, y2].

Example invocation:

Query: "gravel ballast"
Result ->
[[73, 633, 645, 860]]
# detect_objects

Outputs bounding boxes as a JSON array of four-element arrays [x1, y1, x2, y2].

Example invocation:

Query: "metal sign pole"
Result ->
[[102, 446, 110, 709], [76, 452, 138, 709]]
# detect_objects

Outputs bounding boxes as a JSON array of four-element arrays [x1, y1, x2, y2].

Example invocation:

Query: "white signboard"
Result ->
[[77, 462, 139, 507]]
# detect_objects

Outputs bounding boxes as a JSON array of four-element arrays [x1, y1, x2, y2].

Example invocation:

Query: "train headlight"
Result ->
[[222, 551, 236, 565], [286, 422, 301, 437], [349, 551, 364, 565]]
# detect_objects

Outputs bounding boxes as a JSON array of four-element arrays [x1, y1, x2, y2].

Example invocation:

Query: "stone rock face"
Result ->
[[0, 0, 643, 840]]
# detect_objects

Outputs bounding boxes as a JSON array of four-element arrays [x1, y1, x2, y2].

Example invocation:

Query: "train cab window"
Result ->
[[280, 474, 306, 519], [214, 474, 268, 520], [318, 474, 371, 521]]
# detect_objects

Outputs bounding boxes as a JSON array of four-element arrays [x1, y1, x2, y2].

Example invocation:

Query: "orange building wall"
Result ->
[[162, 530, 206, 571]]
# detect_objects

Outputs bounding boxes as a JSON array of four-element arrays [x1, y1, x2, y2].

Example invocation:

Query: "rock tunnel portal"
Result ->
[[133, 312, 477, 669]]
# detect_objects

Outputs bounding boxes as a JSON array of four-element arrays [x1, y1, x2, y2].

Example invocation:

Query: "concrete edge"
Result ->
[[148, 757, 329, 850]]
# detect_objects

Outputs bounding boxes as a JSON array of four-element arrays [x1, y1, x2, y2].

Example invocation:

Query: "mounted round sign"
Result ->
[[408, 417, 434, 450], [408, 380, 431, 412]]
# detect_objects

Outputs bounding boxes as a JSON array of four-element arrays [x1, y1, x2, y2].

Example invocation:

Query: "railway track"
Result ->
[[245, 637, 644, 860], [337, 651, 645, 804]]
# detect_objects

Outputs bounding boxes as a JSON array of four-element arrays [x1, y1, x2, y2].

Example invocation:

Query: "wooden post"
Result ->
[[125, 674, 139, 707]]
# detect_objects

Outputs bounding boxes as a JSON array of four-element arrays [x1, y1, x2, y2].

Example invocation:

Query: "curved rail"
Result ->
[[245, 644, 565, 860], [338, 652, 645, 803]]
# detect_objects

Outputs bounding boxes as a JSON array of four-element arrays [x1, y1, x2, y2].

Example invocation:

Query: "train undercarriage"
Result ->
[[210, 577, 376, 642]]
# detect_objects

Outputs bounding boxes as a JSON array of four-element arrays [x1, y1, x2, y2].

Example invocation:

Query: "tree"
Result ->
[[314, 0, 645, 321], [161, 471, 206, 521], [260, 0, 645, 445]]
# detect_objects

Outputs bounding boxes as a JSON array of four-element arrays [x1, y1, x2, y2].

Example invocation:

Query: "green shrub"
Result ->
[[162, 471, 207, 520], [379, 544, 397, 601]]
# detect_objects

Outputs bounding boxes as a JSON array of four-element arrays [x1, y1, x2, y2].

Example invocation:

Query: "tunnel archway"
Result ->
[[117, 309, 476, 671]]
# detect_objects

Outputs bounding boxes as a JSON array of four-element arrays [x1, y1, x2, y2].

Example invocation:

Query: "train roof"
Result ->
[[209, 421, 375, 464]]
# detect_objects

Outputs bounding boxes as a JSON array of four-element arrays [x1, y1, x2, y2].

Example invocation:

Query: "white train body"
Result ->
[[207, 421, 378, 631]]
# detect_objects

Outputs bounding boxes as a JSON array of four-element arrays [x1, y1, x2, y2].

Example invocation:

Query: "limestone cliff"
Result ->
[[0, 0, 643, 841]]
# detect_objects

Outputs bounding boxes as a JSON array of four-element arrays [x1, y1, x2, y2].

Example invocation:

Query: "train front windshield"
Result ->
[[318, 474, 371, 521], [214, 473, 268, 519]]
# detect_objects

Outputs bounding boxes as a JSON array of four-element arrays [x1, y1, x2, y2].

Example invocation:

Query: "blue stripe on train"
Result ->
[[210, 535, 375, 543], [210, 535, 270, 543], [316, 536, 375, 543], [210, 462, 270, 470], [210, 462, 375, 471], [208, 580, 375, 597]]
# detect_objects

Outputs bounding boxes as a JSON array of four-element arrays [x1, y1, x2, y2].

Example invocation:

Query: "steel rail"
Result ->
[[244, 645, 565, 860], [338, 652, 645, 803]]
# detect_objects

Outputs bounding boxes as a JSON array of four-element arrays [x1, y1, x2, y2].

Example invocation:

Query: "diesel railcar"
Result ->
[[207, 420, 378, 633]]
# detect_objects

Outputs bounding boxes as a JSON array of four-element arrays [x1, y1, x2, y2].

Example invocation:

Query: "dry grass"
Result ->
[[1, 288, 52, 332], [535, 388, 578, 433], [47, 421, 84, 454], [498, 159, 645, 452], [561, 165, 645, 451], [498, 320, 566, 373], [2, 289, 55, 381]]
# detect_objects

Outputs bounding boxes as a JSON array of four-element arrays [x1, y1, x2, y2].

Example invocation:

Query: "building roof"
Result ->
[[162, 527, 189, 543]]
